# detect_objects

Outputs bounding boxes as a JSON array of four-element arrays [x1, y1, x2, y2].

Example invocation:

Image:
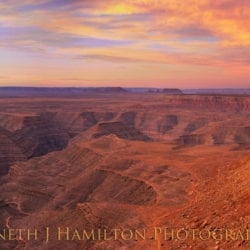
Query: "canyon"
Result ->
[[0, 93, 249, 249]]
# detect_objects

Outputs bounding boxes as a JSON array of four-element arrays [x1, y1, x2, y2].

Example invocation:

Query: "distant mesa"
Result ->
[[1, 87, 250, 97], [162, 88, 183, 94], [147, 88, 183, 94], [93, 87, 127, 93], [0, 87, 127, 97], [182, 88, 250, 95]]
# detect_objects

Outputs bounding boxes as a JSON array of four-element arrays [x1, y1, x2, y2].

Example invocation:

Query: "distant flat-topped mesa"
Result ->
[[110, 87, 183, 94], [1, 87, 250, 97], [182, 88, 250, 95], [162, 88, 183, 94], [0, 87, 127, 97]]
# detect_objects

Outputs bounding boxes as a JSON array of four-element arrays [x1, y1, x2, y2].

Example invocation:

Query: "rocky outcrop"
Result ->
[[12, 113, 70, 158], [234, 127, 250, 145], [184, 118, 207, 133], [164, 95, 250, 113], [93, 122, 151, 141], [177, 134, 206, 146], [157, 115, 178, 133], [119, 111, 136, 126], [0, 127, 26, 174]]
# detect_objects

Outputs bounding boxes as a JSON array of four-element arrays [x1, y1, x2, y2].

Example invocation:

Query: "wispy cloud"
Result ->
[[0, 0, 250, 87]]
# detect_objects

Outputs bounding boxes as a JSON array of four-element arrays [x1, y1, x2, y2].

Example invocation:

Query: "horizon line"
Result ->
[[0, 86, 250, 90]]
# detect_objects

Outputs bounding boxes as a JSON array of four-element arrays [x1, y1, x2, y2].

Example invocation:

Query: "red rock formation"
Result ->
[[0, 94, 249, 249]]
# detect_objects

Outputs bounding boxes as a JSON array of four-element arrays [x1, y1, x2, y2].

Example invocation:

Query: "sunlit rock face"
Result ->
[[0, 93, 249, 249]]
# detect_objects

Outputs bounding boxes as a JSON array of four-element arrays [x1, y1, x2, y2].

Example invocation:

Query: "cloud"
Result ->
[[0, 0, 250, 87], [0, 25, 134, 54]]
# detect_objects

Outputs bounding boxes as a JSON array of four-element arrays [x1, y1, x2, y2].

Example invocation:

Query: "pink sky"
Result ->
[[0, 0, 250, 88]]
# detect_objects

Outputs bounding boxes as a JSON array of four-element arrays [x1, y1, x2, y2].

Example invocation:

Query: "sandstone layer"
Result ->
[[0, 94, 249, 250]]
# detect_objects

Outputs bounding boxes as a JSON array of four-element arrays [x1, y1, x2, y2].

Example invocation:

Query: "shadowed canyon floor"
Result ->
[[0, 93, 249, 249]]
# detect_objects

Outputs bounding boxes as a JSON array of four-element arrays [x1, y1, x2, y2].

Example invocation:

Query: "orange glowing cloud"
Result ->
[[0, 0, 250, 88]]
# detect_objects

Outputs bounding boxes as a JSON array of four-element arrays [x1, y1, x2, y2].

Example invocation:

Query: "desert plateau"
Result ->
[[0, 91, 249, 250]]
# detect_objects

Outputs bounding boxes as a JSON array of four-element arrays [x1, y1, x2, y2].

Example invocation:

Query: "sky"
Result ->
[[0, 0, 250, 88]]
